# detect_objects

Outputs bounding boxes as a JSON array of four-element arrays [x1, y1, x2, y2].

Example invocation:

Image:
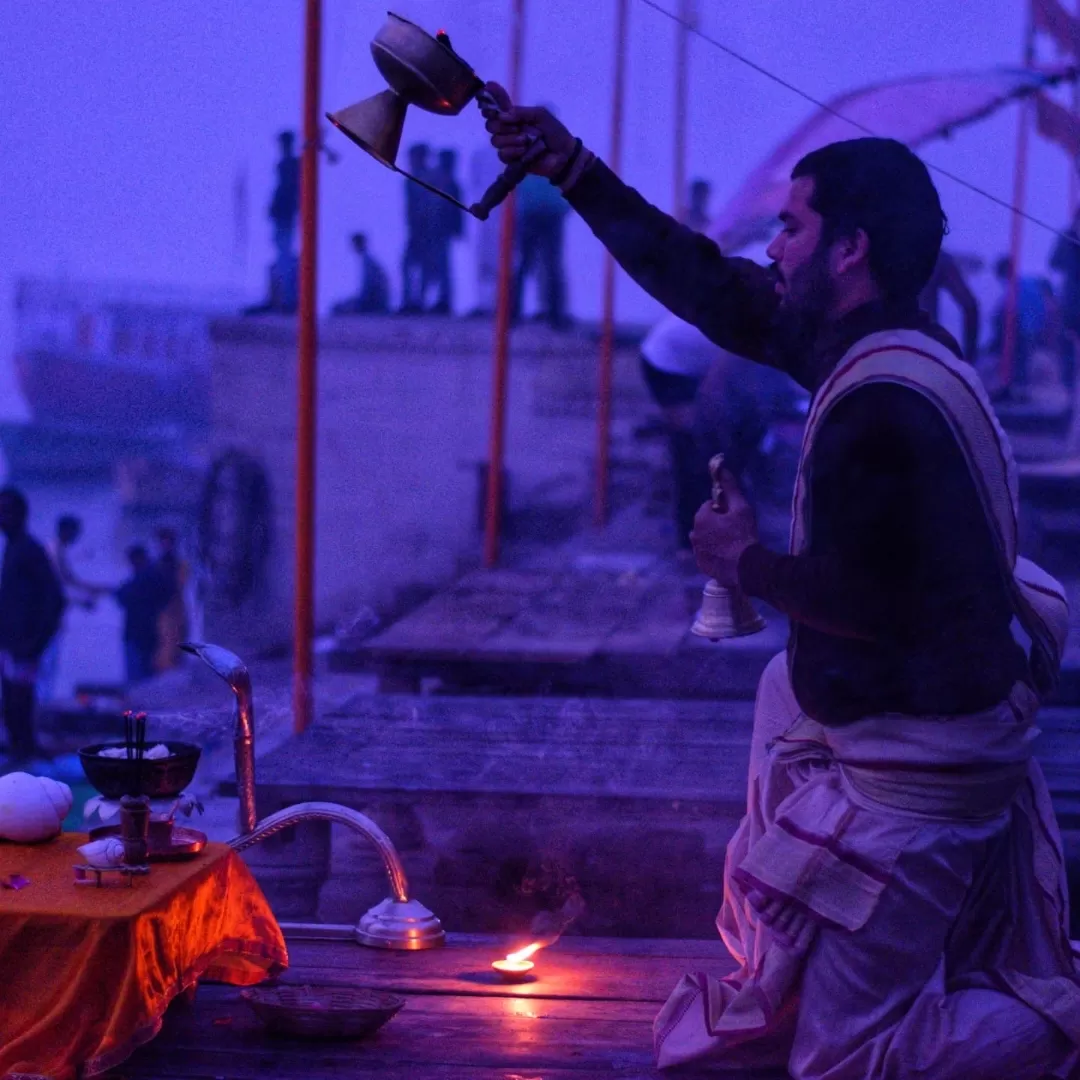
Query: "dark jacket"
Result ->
[[567, 159, 1028, 726], [0, 532, 65, 661], [270, 155, 299, 225], [1051, 228, 1080, 334], [116, 567, 172, 650]]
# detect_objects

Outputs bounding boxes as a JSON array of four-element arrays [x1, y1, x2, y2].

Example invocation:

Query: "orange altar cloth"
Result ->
[[0, 833, 287, 1080]]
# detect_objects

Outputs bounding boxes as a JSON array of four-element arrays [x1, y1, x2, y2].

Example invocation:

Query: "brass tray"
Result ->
[[88, 823, 208, 860]]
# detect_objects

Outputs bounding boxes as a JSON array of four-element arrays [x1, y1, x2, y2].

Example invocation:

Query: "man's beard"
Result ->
[[769, 246, 834, 353]]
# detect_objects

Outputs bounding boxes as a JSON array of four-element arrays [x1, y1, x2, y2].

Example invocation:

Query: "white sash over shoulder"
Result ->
[[791, 328, 1069, 697]]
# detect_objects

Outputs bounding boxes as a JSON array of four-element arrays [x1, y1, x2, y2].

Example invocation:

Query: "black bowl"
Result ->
[[78, 742, 201, 799]]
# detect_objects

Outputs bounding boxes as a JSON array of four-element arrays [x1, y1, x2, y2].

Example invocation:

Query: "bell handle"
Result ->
[[708, 453, 727, 512]]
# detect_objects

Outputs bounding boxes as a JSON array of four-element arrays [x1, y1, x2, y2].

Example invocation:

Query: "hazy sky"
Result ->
[[1, 0, 1075, 411]]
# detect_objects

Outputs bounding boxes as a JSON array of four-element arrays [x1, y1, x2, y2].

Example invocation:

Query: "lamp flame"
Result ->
[[506, 942, 543, 964], [491, 941, 544, 981]]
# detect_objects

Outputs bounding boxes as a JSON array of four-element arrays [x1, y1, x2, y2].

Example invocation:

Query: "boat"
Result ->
[[3, 277, 240, 482]]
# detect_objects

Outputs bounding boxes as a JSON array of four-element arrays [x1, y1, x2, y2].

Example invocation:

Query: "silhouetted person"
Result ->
[[153, 527, 190, 673], [332, 233, 390, 315], [693, 346, 801, 507], [640, 315, 797, 553], [919, 250, 980, 363], [1038, 276, 1063, 359], [1051, 208, 1080, 390], [115, 545, 171, 686], [271, 130, 300, 262], [0, 487, 64, 764], [39, 514, 99, 702], [991, 255, 1046, 401], [513, 173, 570, 327], [685, 178, 711, 233], [244, 129, 302, 315], [425, 148, 464, 314], [401, 143, 440, 312]]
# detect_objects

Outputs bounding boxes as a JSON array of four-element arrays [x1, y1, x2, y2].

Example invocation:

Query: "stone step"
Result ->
[[240, 694, 1080, 939]]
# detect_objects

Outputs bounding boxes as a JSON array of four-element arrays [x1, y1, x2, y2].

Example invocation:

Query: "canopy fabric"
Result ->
[[711, 66, 1077, 253]]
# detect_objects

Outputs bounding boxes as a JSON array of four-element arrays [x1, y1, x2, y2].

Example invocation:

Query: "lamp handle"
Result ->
[[468, 88, 545, 221]]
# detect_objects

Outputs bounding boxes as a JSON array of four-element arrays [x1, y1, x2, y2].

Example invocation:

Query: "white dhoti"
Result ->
[[654, 652, 1080, 1078], [655, 329, 1078, 1077]]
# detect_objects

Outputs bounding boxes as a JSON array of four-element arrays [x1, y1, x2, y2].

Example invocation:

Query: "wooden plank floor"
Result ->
[[114, 934, 789, 1080]]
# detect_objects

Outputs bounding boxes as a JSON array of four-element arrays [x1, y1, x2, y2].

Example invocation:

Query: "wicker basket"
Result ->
[[240, 984, 405, 1039]]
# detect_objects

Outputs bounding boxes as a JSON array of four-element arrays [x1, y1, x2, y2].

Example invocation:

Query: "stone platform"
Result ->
[[204, 315, 653, 658], [240, 693, 1080, 941], [329, 561, 1080, 706], [330, 561, 788, 700]]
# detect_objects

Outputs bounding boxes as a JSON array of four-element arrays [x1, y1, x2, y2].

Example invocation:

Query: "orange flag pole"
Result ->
[[293, 0, 322, 734], [594, 0, 630, 527], [483, 0, 525, 567]]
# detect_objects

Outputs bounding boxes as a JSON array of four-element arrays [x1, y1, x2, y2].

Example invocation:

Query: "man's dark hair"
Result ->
[[791, 138, 947, 301], [0, 486, 28, 527]]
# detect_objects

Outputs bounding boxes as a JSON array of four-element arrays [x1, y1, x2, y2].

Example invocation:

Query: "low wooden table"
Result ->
[[0, 834, 286, 1080], [115, 932, 790, 1079]]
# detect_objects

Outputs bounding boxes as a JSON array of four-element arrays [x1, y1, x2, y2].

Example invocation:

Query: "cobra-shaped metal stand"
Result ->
[[180, 642, 445, 950]]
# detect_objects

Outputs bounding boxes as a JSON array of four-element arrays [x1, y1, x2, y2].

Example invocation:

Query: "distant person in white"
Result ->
[[640, 314, 720, 549], [640, 314, 796, 551], [39, 514, 100, 702]]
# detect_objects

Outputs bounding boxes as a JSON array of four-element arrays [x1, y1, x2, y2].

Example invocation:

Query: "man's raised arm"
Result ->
[[481, 84, 794, 376], [564, 159, 783, 366]]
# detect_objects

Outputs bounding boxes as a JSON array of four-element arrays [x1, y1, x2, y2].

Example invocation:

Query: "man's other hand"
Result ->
[[689, 467, 759, 588], [480, 82, 576, 179]]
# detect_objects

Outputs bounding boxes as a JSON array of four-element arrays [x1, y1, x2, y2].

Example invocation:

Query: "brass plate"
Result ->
[[88, 823, 208, 861]]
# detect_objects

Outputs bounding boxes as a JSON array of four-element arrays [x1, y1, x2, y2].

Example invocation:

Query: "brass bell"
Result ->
[[692, 578, 766, 640], [690, 453, 766, 642]]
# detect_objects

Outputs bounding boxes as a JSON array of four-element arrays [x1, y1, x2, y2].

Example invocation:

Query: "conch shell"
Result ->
[[76, 836, 126, 867], [0, 772, 73, 843]]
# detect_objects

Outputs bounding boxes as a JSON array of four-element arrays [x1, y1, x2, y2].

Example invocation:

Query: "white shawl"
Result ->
[[791, 328, 1069, 696]]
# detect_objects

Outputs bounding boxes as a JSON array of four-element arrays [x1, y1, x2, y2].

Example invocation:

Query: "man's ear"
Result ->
[[833, 227, 870, 277]]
